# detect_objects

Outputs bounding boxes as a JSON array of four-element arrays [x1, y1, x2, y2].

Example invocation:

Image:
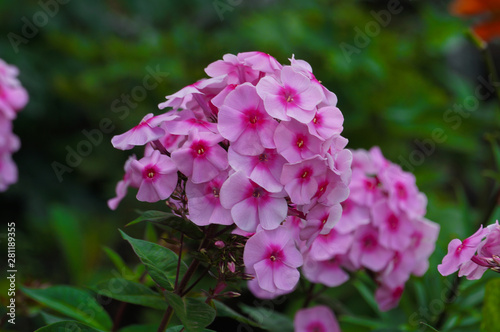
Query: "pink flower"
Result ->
[[205, 53, 261, 84], [112, 113, 177, 150], [274, 119, 325, 163], [185, 171, 233, 226], [348, 225, 392, 272], [372, 201, 414, 250], [379, 164, 427, 218], [294, 305, 341, 332], [300, 203, 343, 242], [219, 171, 287, 232], [348, 169, 383, 206], [243, 226, 303, 293], [161, 109, 218, 136], [306, 106, 344, 140], [218, 83, 278, 156], [438, 225, 489, 276], [375, 284, 404, 312], [378, 251, 416, 286], [130, 150, 178, 203], [0, 59, 28, 119], [108, 155, 141, 210], [302, 254, 349, 287], [281, 156, 328, 205], [257, 66, 322, 123], [171, 130, 228, 184], [305, 227, 353, 261], [335, 198, 370, 234], [228, 147, 286, 193], [0, 153, 18, 192]]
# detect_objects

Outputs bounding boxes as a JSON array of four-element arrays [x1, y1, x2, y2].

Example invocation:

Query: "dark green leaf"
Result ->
[[21, 286, 112, 331], [102, 246, 134, 278], [166, 326, 216, 332], [119, 324, 159, 332], [93, 278, 167, 310], [239, 304, 294, 332], [164, 291, 216, 332], [39, 311, 67, 325], [481, 279, 500, 332], [127, 210, 204, 240], [214, 300, 260, 327], [35, 321, 106, 332], [120, 230, 187, 291], [49, 205, 85, 282]]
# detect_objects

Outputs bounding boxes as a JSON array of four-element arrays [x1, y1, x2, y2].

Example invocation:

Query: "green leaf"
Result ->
[[127, 210, 204, 240], [21, 286, 112, 331], [35, 321, 106, 332], [120, 229, 187, 291], [239, 304, 294, 332], [102, 246, 134, 278], [481, 279, 500, 332], [93, 278, 167, 310], [119, 324, 159, 332], [213, 300, 260, 327], [163, 291, 216, 332], [39, 311, 67, 325], [339, 315, 391, 329], [49, 205, 85, 282], [166, 326, 216, 332]]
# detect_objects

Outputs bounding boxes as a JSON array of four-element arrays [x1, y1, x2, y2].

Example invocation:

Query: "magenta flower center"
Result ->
[[387, 214, 399, 230], [266, 244, 284, 263], [300, 167, 313, 180], [247, 110, 260, 125], [258, 153, 268, 162], [191, 140, 209, 157], [362, 234, 377, 251], [143, 165, 159, 182], [296, 134, 307, 149], [395, 182, 407, 199], [281, 86, 296, 103], [306, 322, 326, 332]]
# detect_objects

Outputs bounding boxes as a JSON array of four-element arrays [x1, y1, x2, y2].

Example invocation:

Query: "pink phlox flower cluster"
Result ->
[[301, 146, 439, 312], [0, 59, 28, 192], [438, 221, 500, 279], [109, 52, 351, 299], [293, 305, 341, 332]]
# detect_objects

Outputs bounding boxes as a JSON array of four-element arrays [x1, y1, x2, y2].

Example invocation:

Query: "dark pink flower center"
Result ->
[[281, 86, 297, 104], [312, 113, 322, 125], [362, 234, 377, 251], [143, 165, 159, 182], [387, 214, 399, 230], [299, 167, 313, 181], [392, 286, 404, 299], [364, 178, 377, 191], [266, 244, 284, 263], [395, 182, 407, 199], [191, 140, 209, 157], [258, 153, 268, 162], [306, 322, 326, 332], [296, 134, 307, 150], [247, 110, 261, 126]]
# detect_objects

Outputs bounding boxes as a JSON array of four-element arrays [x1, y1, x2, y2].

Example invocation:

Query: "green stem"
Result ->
[[157, 225, 216, 332], [302, 282, 316, 308], [157, 306, 174, 332], [174, 233, 184, 290]]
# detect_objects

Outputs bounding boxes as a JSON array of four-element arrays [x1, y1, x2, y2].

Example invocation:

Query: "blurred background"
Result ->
[[1, 0, 499, 331]]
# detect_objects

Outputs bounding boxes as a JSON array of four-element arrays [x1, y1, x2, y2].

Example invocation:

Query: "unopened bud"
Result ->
[[215, 240, 225, 249], [222, 291, 241, 298], [227, 261, 236, 273]]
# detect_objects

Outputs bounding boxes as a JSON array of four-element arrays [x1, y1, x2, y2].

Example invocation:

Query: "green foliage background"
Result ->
[[1, 0, 499, 331]]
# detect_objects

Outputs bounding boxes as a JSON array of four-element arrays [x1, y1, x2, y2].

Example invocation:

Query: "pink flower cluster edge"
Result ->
[[0, 59, 28, 192], [438, 221, 500, 279]]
